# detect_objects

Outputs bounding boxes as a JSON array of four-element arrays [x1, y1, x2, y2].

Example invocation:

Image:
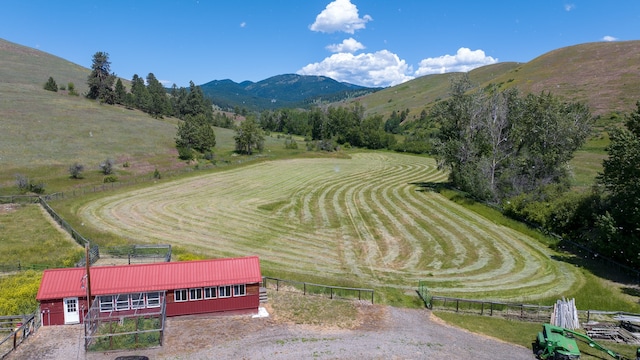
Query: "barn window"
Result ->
[[175, 289, 188, 302], [131, 293, 145, 309], [218, 285, 231, 298], [116, 294, 130, 311], [99, 296, 114, 312], [147, 292, 161, 308], [204, 287, 217, 299], [189, 288, 203, 301], [233, 284, 246, 297]]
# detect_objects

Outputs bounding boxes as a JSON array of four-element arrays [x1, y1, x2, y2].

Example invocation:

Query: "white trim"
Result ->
[[189, 288, 203, 301], [175, 289, 188, 302], [146, 292, 161, 308], [218, 285, 231, 298], [204, 287, 217, 299], [233, 284, 246, 297], [99, 295, 114, 312]]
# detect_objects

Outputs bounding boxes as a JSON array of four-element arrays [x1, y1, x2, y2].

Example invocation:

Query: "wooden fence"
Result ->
[[0, 313, 40, 359], [418, 283, 640, 326], [262, 276, 374, 304]]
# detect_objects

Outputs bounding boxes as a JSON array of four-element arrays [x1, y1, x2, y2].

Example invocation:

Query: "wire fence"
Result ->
[[262, 276, 374, 304]]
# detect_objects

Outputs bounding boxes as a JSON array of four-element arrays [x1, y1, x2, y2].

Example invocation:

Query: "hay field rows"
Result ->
[[77, 152, 580, 301]]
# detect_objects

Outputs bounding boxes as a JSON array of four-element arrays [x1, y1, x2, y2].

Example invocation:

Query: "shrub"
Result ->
[[284, 139, 298, 149], [69, 162, 85, 179], [177, 146, 194, 160], [15, 174, 45, 194], [153, 168, 161, 179], [122, 161, 130, 168], [67, 82, 78, 96], [100, 158, 114, 175], [44, 76, 58, 92], [103, 175, 118, 183]]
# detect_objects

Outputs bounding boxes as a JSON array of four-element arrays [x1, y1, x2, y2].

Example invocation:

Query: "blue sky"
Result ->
[[2, 1, 639, 88]]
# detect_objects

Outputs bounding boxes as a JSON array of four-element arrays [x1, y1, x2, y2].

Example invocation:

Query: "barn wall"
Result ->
[[39, 297, 89, 326], [165, 283, 260, 317]]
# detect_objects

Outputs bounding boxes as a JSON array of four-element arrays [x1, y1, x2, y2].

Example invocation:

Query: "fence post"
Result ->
[[330, 288, 333, 299], [481, 302, 484, 316], [490, 302, 493, 316], [303, 283, 306, 295], [456, 299, 459, 312]]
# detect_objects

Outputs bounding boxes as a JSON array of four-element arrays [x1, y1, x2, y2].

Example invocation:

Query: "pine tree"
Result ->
[[86, 52, 116, 103], [44, 76, 58, 92]]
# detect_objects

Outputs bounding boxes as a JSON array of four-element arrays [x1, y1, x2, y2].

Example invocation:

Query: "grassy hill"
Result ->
[[0, 39, 290, 195], [352, 40, 640, 120]]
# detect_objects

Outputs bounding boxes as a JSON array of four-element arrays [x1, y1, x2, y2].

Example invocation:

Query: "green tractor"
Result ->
[[534, 323, 637, 360]]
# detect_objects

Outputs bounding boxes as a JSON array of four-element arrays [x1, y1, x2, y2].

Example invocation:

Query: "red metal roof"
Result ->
[[36, 256, 262, 300]]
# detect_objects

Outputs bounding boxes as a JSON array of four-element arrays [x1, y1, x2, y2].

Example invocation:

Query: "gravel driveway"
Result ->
[[9, 304, 534, 360]]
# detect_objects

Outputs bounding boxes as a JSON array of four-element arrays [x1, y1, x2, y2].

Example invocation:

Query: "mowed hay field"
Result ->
[[76, 152, 581, 302]]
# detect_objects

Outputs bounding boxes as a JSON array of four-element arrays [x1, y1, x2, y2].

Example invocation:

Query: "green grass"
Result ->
[[433, 312, 639, 359], [88, 317, 161, 351], [0, 204, 84, 267]]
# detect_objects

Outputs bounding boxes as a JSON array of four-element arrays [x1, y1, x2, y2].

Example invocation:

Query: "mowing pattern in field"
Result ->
[[78, 153, 579, 300]]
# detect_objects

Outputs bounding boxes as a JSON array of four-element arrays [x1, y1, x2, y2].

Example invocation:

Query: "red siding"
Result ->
[[165, 287, 260, 317], [40, 298, 90, 326], [37, 257, 263, 326]]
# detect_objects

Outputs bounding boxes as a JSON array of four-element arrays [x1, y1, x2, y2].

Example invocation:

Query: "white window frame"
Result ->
[[175, 289, 188, 302], [204, 287, 217, 299], [218, 285, 231, 298], [233, 284, 246, 297], [189, 288, 203, 301], [99, 295, 114, 312], [116, 294, 130, 311], [146, 292, 161, 308], [131, 293, 145, 309]]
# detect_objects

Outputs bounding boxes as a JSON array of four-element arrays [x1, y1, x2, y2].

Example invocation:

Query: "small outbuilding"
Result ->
[[36, 256, 262, 326]]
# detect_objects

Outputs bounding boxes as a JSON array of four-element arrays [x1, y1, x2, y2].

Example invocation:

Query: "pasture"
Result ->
[[74, 152, 584, 304]]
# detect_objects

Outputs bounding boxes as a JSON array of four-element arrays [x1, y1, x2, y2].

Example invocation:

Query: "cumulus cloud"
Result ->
[[326, 38, 365, 53], [297, 50, 413, 87], [564, 3, 575, 11], [414, 48, 498, 76], [310, 0, 372, 34], [602, 35, 618, 42]]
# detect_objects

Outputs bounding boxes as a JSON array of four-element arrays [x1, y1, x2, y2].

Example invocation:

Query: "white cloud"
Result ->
[[414, 48, 498, 76], [326, 38, 365, 53], [564, 3, 575, 11], [310, 0, 372, 34], [159, 79, 173, 87], [602, 35, 618, 42], [297, 50, 413, 87], [240, 21, 246, 28]]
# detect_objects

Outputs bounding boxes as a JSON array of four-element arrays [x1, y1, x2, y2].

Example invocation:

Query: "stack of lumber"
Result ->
[[551, 298, 580, 330]]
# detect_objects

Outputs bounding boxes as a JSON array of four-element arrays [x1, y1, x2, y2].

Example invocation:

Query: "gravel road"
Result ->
[[8, 304, 535, 360]]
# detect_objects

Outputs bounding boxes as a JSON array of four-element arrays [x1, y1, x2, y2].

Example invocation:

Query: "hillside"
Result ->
[[353, 40, 640, 119], [200, 74, 380, 111], [0, 38, 182, 190]]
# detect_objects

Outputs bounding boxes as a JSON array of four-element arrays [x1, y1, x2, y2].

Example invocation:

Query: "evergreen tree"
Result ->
[[130, 74, 150, 111], [86, 51, 116, 103], [44, 76, 58, 92], [146, 73, 171, 118], [176, 114, 216, 153], [114, 78, 127, 105]]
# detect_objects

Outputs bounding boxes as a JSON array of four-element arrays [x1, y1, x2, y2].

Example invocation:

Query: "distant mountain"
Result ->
[[199, 74, 381, 111]]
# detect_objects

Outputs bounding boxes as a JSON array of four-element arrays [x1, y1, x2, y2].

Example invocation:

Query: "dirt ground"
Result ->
[[8, 304, 535, 360]]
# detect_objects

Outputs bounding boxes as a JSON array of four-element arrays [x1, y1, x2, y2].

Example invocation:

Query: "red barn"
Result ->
[[36, 256, 262, 326]]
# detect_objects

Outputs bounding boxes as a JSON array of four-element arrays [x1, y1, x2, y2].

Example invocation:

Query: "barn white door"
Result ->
[[63, 297, 80, 324]]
